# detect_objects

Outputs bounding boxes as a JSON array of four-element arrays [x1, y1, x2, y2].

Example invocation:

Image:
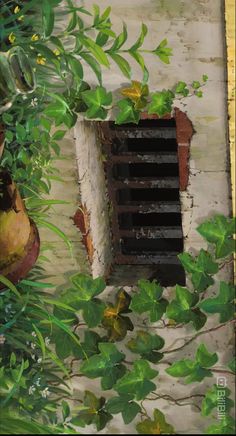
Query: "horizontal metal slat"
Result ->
[[115, 253, 181, 265], [113, 177, 179, 189], [117, 202, 181, 213], [119, 227, 183, 239], [111, 128, 176, 139], [109, 153, 178, 164]]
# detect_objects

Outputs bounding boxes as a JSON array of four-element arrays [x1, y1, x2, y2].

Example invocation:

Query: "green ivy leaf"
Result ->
[[126, 331, 165, 363], [114, 359, 158, 400], [136, 408, 175, 434], [198, 281, 235, 322], [206, 416, 235, 434], [175, 81, 189, 96], [72, 331, 101, 360], [121, 80, 149, 109], [202, 385, 234, 416], [70, 274, 106, 300], [115, 99, 140, 125], [202, 74, 208, 82], [178, 249, 218, 292], [153, 39, 173, 64], [166, 343, 218, 383], [72, 391, 112, 431], [62, 274, 106, 327], [192, 81, 201, 89], [80, 343, 125, 390], [130, 279, 168, 322], [106, 395, 141, 424], [53, 331, 78, 360], [148, 90, 174, 117], [102, 290, 133, 341], [81, 86, 112, 120], [82, 299, 106, 328], [196, 344, 218, 368], [196, 90, 203, 98], [166, 285, 207, 330], [197, 215, 235, 259], [228, 357, 236, 373]]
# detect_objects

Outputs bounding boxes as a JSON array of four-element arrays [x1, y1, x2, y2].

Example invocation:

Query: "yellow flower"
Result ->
[[36, 55, 46, 65], [14, 5, 20, 14], [17, 15, 24, 21], [8, 32, 16, 44], [31, 34, 40, 42], [53, 49, 60, 56]]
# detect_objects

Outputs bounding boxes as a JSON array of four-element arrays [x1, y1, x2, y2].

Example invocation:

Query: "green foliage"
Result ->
[[201, 385, 234, 416], [199, 281, 235, 322], [166, 344, 218, 383], [130, 279, 168, 322], [115, 99, 140, 125], [136, 408, 175, 434], [106, 394, 141, 424], [205, 416, 235, 434], [197, 215, 235, 259], [228, 357, 236, 373], [126, 331, 165, 363], [121, 81, 149, 110], [175, 81, 189, 96], [114, 359, 158, 400], [178, 249, 218, 292], [71, 391, 112, 431], [80, 343, 126, 390], [102, 289, 134, 341], [81, 86, 112, 120], [1, 1, 234, 434], [148, 90, 174, 117], [166, 285, 207, 330], [61, 274, 106, 328], [152, 39, 173, 64]]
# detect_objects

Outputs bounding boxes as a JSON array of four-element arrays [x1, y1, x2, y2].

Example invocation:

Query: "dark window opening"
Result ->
[[117, 188, 180, 204], [99, 117, 185, 286], [121, 238, 183, 254], [112, 138, 178, 154], [118, 212, 182, 228], [113, 163, 179, 179]]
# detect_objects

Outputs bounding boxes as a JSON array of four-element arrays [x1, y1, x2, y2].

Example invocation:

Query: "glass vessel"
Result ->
[[0, 46, 36, 114]]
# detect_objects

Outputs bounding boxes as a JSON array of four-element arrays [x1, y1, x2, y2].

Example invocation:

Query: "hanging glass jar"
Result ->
[[0, 46, 36, 114]]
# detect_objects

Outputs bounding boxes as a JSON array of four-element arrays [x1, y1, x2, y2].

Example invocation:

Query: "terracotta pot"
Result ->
[[0, 171, 40, 290]]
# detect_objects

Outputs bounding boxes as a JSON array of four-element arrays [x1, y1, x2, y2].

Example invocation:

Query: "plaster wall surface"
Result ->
[[75, 0, 232, 274], [38, 1, 234, 434]]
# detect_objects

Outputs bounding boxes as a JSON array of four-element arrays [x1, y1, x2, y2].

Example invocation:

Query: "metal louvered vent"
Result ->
[[99, 118, 185, 286]]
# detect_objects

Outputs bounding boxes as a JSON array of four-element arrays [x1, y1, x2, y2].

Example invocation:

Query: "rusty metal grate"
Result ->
[[99, 119, 185, 286]]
